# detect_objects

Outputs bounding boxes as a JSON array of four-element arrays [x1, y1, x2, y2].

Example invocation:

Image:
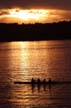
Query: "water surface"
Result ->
[[0, 40, 71, 108]]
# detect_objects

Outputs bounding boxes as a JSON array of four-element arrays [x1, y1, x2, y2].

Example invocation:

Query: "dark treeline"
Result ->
[[0, 21, 71, 41]]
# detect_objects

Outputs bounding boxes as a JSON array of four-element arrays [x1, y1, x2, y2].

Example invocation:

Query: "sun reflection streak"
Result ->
[[6, 42, 30, 82], [19, 42, 31, 81]]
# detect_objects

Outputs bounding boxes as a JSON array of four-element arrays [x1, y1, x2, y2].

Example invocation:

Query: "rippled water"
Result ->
[[0, 40, 71, 108]]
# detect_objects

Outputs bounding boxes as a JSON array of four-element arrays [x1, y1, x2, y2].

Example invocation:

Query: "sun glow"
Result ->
[[8, 9, 49, 23], [0, 8, 70, 24]]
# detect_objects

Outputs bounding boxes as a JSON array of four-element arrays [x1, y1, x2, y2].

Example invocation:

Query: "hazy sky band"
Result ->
[[0, 0, 71, 10]]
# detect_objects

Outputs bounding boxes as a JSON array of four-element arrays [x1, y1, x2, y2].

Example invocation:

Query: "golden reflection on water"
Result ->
[[0, 41, 71, 107], [8, 42, 30, 81], [8, 41, 50, 82], [6, 41, 71, 82]]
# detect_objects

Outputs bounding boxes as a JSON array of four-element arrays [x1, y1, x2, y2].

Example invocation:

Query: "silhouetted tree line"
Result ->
[[0, 21, 71, 41]]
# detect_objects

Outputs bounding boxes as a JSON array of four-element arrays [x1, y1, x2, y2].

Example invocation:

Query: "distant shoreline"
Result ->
[[0, 21, 71, 41]]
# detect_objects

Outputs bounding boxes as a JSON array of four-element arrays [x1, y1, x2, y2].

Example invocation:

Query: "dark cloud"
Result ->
[[0, 11, 9, 15], [0, 0, 71, 10]]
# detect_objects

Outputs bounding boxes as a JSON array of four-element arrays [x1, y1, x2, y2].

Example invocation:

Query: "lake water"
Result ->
[[0, 40, 71, 108]]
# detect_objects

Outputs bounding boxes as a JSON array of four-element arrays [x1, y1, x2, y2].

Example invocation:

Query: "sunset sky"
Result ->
[[0, 0, 71, 24]]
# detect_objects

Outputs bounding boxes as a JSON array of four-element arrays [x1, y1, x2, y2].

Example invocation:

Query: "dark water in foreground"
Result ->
[[0, 40, 71, 108]]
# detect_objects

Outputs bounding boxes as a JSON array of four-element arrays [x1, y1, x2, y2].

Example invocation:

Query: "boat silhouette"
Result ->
[[14, 79, 71, 85]]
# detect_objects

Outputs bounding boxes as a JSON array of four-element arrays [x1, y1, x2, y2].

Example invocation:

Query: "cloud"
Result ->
[[0, 0, 71, 10], [0, 9, 71, 24], [0, 10, 9, 15]]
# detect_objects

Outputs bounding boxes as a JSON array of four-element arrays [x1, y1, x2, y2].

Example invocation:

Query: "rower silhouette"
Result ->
[[48, 78, 51, 83], [37, 78, 41, 92], [31, 78, 35, 93], [48, 78, 52, 89], [31, 78, 35, 84], [43, 79, 47, 91]]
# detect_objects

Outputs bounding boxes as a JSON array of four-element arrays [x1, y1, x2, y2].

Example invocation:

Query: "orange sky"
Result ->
[[0, 8, 71, 24]]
